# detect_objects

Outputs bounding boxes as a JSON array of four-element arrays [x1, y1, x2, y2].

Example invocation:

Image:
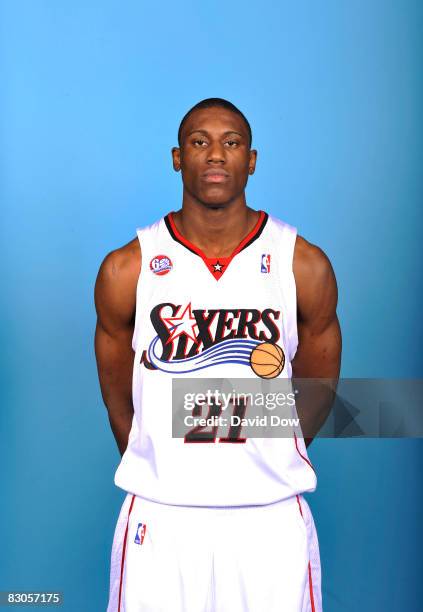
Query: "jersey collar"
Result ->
[[164, 210, 268, 280]]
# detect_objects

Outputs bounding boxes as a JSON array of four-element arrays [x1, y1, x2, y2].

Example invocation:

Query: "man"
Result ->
[[95, 98, 341, 612]]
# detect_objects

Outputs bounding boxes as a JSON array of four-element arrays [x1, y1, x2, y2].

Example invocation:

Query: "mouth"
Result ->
[[203, 175, 229, 183], [201, 170, 230, 184]]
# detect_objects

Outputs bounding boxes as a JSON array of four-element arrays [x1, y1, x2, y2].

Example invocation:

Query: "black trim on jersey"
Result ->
[[164, 215, 198, 255], [239, 212, 269, 252], [164, 211, 269, 256]]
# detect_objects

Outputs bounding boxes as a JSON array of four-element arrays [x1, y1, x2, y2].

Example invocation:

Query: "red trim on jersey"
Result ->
[[165, 210, 268, 280], [118, 495, 136, 612], [296, 493, 303, 517], [308, 562, 316, 612], [294, 431, 316, 472], [296, 495, 316, 612]]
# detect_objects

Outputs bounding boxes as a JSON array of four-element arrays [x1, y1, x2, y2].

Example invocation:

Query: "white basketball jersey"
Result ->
[[114, 210, 317, 506]]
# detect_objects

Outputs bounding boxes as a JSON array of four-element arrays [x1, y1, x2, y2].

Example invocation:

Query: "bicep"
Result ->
[[292, 241, 342, 378], [294, 315, 341, 378], [95, 320, 134, 371], [94, 251, 136, 337], [94, 250, 138, 376]]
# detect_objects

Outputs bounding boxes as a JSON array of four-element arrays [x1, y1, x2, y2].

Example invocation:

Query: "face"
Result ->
[[172, 107, 257, 208]]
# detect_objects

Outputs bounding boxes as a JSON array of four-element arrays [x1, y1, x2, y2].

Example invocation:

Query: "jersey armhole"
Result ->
[[131, 229, 144, 352], [288, 231, 299, 362]]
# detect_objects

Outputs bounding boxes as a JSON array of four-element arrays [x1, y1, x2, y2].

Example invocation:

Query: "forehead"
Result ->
[[181, 107, 249, 139]]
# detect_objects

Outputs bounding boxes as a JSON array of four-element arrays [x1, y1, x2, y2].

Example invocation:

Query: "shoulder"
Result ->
[[293, 235, 338, 320], [293, 235, 333, 282], [94, 237, 141, 321], [98, 237, 141, 286], [267, 215, 333, 282]]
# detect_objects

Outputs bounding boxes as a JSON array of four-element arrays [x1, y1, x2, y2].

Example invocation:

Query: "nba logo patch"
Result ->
[[134, 522, 147, 545], [150, 255, 172, 276], [261, 254, 271, 273]]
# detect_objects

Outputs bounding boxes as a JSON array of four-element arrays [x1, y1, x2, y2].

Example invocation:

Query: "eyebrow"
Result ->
[[186, 129, 244, 139]]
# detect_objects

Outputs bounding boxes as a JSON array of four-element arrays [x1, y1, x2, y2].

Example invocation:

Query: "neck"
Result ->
[[172, 196, 260, 258]]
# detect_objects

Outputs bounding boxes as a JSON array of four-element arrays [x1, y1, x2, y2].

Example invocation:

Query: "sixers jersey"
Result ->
[[114, 210, 317, 506]]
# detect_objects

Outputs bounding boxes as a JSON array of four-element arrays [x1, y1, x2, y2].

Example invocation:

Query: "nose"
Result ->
[[207, 141, 226, 164]]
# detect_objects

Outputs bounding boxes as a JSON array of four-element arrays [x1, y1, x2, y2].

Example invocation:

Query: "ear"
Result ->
[[248, 149, 258, 175], [171, 147, 181, 172]]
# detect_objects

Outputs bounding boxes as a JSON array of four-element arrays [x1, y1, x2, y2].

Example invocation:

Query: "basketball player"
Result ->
[[95, 98, 342, 611]]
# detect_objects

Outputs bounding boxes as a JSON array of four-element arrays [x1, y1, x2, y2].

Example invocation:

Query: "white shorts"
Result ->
[[107, 494, 322, 612]]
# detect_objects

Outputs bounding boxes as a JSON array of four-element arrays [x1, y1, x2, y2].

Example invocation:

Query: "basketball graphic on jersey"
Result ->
[[249, 342, 285, 378]]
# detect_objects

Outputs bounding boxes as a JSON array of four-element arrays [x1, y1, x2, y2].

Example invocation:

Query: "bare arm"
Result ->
[[292, 236, 342, 446], [94, 240, 141, 456]]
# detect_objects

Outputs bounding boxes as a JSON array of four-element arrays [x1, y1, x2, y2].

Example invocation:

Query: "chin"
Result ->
[[186, 184, 238, 209], [202, 201, 228, 210], [198, 192, 235, 209]]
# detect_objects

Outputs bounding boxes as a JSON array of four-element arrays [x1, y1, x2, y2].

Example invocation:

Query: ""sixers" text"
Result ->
[[143, 303, 281, 364]]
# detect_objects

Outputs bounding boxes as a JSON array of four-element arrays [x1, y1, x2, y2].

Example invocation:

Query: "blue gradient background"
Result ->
[[1, 1, 422, 610]]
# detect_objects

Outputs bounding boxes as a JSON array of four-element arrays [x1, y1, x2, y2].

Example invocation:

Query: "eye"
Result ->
[[193, 139, 208, 147], [225, 140, 239, 147]]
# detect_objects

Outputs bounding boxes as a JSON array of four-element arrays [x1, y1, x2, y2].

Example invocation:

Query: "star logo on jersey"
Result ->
[[163, 303, 199, 345], [134, 523, 147, 545], [211, 261, 224, 273]]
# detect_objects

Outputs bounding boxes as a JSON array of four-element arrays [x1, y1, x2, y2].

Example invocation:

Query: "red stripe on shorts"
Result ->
[[296, 495, 316, 612], [118, 495, 136, 612]]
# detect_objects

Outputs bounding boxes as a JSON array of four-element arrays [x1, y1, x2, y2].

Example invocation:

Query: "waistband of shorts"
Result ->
[[125, 492, 303, 515]]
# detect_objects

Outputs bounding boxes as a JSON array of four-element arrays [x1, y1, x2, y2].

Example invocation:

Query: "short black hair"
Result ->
[[177, 98, 252, 148]]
